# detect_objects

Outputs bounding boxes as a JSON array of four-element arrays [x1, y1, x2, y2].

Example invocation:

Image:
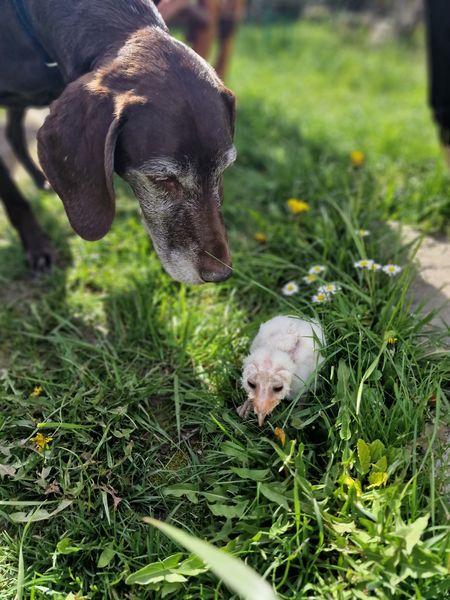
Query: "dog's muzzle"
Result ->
[[198, 253, 232, 283]]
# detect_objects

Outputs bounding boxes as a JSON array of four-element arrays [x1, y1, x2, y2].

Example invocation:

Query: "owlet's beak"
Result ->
[[257, 411, 267, 427], [254, 393, 278, 427]]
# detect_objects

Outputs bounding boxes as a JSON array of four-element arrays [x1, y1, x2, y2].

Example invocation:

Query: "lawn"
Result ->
[[0, 19, 449, 600]]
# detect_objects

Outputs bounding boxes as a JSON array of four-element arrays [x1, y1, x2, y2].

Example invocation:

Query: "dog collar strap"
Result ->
[[11, 0, 59, 68]]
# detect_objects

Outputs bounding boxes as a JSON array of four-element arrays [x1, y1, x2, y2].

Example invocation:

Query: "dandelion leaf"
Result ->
[[231, 468, 271, 481], [357, 439, 371, 475], [398, 514, 429, 555], [373, 456, 387, 472], [10, 499, 72, 524], [163, 484, 199, 504], [259, 483, 290, 510], [126, 554, 187, 585], [208, 500, 249, 519], [369, 440, 385, 461], [97, 543, 116, 569], [57, 537, 83, 554], [367, 471, 388, 488]]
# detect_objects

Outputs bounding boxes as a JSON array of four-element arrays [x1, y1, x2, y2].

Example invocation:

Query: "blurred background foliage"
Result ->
[[245, 0, 423, 40]]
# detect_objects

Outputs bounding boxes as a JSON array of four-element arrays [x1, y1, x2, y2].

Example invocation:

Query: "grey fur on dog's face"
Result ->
[[125, 147, 236, 284]]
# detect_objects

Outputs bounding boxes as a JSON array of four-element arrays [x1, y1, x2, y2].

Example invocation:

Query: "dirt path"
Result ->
[[402, 226, 450, 332], [0, 111, 449, 334]]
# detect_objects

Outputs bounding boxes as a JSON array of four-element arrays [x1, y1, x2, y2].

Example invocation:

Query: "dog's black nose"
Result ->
[[199, 243, 232, 283], [200, 264, 232, 283]]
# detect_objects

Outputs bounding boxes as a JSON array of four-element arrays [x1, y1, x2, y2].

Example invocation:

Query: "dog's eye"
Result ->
[[159, 177, 180, 192], [247, 381, 256, 389], [151, 176, 180, 193], [273, 385, 283, 393]]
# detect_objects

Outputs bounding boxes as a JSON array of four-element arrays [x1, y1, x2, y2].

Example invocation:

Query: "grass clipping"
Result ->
[[140, 517, 278, 600]]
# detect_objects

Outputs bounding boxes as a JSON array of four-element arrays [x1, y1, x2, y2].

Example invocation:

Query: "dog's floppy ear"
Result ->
[[38, 73, 121, 241]]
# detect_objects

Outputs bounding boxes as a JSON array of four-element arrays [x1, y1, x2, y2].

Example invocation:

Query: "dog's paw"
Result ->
[[27, 248, 55, 275]]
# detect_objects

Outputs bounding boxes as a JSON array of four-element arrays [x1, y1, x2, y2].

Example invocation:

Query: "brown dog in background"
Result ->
[[156, 0, 245, 79]]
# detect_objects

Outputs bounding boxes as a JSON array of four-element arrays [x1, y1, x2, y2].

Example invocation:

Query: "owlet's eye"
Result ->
[[273, 385, 283, 393], [247, 381, 256, 389]]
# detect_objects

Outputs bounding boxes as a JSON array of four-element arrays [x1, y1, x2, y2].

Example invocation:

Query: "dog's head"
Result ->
[[37, 28, 235, 284]]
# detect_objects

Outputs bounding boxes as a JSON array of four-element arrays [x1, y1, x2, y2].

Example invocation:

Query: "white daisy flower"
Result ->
[[308, 265, 326, 275], [302, 274, 319, 284], [282, 281, 299, 296], [354, 259, 374, 269], [318, 283, 340, 295], [358, 229, 370, 237], [369, 262, 382, 271], [382, 264, 402, 277], [312, 292, 329, 304]]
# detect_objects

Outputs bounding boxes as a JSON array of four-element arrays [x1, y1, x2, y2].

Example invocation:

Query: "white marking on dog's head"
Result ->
[[125, 168, 204, 283], [159, 249, 203, 284], [216, 146, 237, 174]]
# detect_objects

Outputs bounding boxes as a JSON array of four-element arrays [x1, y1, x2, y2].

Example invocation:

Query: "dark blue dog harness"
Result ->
[[11, 0, 59, 68]]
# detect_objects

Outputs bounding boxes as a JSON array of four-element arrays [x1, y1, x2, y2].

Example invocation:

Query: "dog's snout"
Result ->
[[199, 231, 232, 283], [200, 260, 232, 283]]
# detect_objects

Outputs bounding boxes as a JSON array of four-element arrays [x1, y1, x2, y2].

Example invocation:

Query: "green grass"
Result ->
[[0, 20, 449, 600]]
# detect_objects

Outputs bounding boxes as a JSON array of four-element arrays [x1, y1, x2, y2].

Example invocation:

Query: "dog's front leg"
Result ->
[[0, 157, 54, 273], [6, 108, 49, 190]]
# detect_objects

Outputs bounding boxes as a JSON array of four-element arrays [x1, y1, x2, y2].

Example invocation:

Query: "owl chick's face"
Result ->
[[242, 350, 294, 425]]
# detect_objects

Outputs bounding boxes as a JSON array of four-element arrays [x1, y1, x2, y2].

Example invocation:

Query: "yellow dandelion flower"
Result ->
[[274, 427, 286, 447], [387, 336, 397, 345], [31, 386, 43, 397], [254, 232, 267, 243], [351, 150, 365, 167], [287, 198, 310, 214], [32, 433, 53, 452]]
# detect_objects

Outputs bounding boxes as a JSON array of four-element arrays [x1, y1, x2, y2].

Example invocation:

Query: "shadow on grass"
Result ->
[[0, 95, 442, 436], [0, 95, 442, 435], [0, 96, 447, 597]]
